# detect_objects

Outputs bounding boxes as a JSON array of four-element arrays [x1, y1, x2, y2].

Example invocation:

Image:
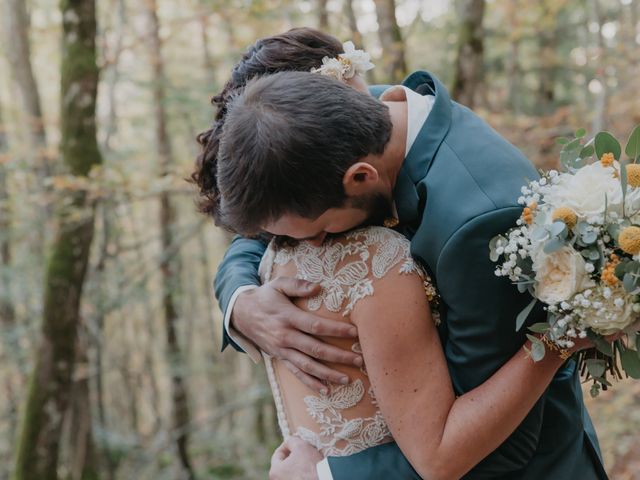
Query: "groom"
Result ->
[[213, 69, 608, 479]]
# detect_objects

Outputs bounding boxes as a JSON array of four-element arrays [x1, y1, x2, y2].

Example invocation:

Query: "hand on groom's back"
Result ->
[[232, 277, 363, 392]]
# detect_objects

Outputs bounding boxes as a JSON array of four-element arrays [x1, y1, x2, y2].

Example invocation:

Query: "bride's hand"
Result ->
[[269, 437, 322, 480]]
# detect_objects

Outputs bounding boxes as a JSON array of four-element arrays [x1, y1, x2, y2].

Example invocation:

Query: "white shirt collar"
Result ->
[[401, 85, 435, 157]]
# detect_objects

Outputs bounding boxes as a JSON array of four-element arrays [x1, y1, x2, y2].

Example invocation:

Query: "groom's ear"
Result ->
[[343, 162, 379, 196]]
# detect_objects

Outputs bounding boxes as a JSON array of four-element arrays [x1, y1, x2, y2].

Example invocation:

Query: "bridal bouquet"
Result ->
[[490, 125, 640, 396]]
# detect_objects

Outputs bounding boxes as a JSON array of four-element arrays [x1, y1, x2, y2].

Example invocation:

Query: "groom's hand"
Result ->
[[232, 277, 362, 392], [270, 437, 322, 480]]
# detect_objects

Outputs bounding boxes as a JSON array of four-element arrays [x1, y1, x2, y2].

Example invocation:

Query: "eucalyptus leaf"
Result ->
[[581, 231, 598, 244], [576, 128, 586, 138], [615, 261, 628, 278], [588, 331, 613, 357], [556, 137, 569, 145], [531, 341, 546, 362], [530, 226, 549, 242], [544, 237, 565, 254], [579, 145, 595, 159], [625, 125, 640, 162], [594, 131, 622, 160], [587, 249, 600, 261], [516, 298, 538, 331], [607, 222, 620, 241], [577, 222, 591, 235], [560, 150, 579, 171], [565, 138, 582, 152], [549, 221, 566, 237], [585, 358, 607, 378], [620, 346, 640, 379], [623, 273, 637, 292], [528, 323, 550, 334]]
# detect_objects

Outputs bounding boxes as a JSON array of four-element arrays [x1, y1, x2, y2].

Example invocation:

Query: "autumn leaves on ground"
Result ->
[[0, 0, 639, 478]]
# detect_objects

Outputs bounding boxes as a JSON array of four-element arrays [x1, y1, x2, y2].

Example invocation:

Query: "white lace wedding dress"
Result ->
[[259, 226, 438, 457]]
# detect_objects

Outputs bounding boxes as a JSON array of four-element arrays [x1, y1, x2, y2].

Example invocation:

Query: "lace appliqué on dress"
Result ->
[[260, 226, 439, 457], [296, 379, 391, 456], [272, 227, 438, 317]]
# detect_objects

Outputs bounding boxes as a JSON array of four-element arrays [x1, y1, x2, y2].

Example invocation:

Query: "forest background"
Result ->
[[0, 0, 639, 479]]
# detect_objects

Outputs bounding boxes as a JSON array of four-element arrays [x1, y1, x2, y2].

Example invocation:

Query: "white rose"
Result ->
[[533, 246, 595, 305], [580, 284, 636, 335], [543, 162, 622, 220]]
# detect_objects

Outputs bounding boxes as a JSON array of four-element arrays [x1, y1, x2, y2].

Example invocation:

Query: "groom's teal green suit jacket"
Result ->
[[214, 71, 608, 479]]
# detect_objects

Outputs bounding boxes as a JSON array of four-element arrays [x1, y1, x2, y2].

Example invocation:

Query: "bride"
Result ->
[[192, 28, 595, 479]]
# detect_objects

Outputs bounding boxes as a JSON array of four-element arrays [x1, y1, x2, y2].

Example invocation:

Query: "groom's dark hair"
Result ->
[[217, 71, 392, 235]]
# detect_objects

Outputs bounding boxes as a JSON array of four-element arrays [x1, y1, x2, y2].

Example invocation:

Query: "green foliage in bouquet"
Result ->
[[491, 125, 640, 396]]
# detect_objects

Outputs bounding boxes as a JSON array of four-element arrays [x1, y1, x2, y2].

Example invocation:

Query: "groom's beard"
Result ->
[[349, 192, 395, 228]]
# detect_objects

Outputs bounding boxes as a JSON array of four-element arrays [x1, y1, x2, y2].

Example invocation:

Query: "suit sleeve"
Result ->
[[326, 442, 421, 480], [214, 235, 267, 352], [435, 206, 546, 476]]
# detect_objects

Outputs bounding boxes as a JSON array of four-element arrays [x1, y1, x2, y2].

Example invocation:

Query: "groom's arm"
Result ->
[[215, 236, 363, 390], [214, 235, 267, 354]]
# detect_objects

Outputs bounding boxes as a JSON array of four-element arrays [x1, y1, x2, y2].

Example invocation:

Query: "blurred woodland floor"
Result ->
[[586, 379, 640, 479]]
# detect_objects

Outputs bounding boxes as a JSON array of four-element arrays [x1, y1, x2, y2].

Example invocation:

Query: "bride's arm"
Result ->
[[352, 269, 582, 480]]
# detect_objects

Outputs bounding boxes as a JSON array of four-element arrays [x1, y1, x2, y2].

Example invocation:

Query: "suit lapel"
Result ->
[[401, 71, 453, 183], [393, 71, 453, 232]]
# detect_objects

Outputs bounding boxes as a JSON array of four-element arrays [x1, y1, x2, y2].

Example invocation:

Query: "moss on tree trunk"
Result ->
[[12, 0, 102, 479]]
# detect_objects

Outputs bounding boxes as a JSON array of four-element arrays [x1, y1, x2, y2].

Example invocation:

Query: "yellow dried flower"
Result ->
[[619, 227, 640, 255], [601, 254, 620, 286], [551, 207, 578, 229], [626, 164, 640, 188], [601, 152, 615, 167], [520, 202, 538, 225]]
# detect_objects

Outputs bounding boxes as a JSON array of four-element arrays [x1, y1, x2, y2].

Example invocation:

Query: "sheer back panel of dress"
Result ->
[[259, 226, 436, 457]]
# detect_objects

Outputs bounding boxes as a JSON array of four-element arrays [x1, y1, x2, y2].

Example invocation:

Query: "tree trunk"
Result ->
[[344, 0, 364, 49], [12, 0, 102, 479], [451, 0, 486, 108], [345, 0, 373, 85], [504, 0, 521, 113], [145, 1, 195, 477], [0, 102, 14, 323], [101, 0, 126, 153], [373, 0, 407, 83], [199, 13, 215, 87], [1, 0, 50, 255], [318, 0, 329, 30], [589, 0, 608, 132], [66, 333, 99, 480], [1, 0, 49, 177], [536, 3, 558, 111]]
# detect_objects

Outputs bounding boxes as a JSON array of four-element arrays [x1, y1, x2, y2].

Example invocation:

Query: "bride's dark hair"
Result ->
[[190, 27, 343, 224]]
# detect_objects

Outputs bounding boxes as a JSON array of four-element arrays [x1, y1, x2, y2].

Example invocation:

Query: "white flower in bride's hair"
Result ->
[[339, 41, 375, 79], [311, 56, 346, 80], [311, 40, 375, 81], [532, 246, 595, 305]]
